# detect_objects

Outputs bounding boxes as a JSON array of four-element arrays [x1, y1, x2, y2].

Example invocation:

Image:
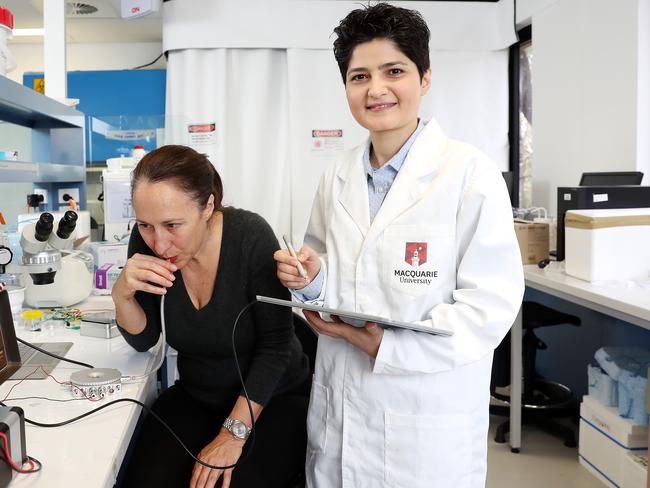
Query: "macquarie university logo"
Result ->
[[394, 241, 438, 285], [405, 242, 427, 267]]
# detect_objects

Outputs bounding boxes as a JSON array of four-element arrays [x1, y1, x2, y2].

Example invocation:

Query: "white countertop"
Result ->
[[524, 262, 650, 329], [2, 295, 158, 487]]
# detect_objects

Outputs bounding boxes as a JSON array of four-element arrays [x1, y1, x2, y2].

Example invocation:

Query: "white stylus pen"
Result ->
[[282, 235, 308, 279]]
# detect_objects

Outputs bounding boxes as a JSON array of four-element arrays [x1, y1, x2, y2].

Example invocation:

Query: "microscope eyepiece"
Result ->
[[34, 213, 54, 242], [56, 210, 78, 239]]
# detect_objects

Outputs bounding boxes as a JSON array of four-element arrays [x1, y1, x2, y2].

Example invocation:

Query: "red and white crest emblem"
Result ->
[[405, 242, 427, 267]]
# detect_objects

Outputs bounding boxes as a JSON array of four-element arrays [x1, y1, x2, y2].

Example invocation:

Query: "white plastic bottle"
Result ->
[[0, 6, 16, 77], [132, 145, 146, 163]]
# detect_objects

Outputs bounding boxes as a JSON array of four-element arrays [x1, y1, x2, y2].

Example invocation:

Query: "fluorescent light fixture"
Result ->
[[12, 28, 45, 37]]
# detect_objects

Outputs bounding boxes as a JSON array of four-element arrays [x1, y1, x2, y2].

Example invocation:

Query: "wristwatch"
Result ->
[[222, 418, 251, 441]]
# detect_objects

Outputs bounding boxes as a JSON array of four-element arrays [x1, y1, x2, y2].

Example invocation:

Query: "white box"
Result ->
[[565, 208, 650, 282], [579, 457, 616, 487], [579, 395, 648, 488], [622, 452, 648, 488], [86, 242, 128, 271]]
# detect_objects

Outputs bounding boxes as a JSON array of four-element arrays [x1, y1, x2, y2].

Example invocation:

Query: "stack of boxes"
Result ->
[[581, 347, 649, 487]]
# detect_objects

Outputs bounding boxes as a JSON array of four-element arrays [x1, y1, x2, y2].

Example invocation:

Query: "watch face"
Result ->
[[231, 420, 248, 438], [0, 247, 12, 266]]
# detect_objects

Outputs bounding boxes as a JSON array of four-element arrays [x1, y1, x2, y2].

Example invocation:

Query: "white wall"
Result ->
[[164, 0, 516, 52], [515, 0, 561, 28], [531, 0, 640, 216], [6, 41, 165, 85]]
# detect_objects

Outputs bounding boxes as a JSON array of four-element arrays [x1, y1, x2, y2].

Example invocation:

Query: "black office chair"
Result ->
[[490, 301, 581, 448]]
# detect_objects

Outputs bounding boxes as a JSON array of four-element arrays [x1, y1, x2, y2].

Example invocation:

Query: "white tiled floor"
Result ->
[[486, 416, 604, 488]]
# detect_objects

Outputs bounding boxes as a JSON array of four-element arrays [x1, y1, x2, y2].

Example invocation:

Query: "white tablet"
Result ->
[[256, 295, 453, 337]]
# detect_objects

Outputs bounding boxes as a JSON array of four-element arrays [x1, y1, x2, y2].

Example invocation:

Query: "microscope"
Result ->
[[8, 211, 93, 308]]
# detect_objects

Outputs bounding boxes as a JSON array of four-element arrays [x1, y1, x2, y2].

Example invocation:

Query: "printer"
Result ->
[[556, 185, 650, 261]]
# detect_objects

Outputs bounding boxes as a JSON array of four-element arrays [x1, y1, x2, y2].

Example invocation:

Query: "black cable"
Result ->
[[16, 338, 94, 369], [2, 399, 248, 471], [130, 53, 164, 70], [231, 301, 258, 452], [2, 299, 260, 471]]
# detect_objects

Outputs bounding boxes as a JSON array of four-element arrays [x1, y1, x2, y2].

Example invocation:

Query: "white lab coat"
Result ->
[[302, 119, 525, 488]]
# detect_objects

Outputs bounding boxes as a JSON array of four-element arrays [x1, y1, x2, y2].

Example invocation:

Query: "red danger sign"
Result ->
[[189, 124, 216, 133], [312, 130, 343, 138]]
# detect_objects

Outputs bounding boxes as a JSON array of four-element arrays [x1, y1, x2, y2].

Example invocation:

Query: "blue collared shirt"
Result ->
[[363, 119, 425, 222], [296, 120, 426, 300]]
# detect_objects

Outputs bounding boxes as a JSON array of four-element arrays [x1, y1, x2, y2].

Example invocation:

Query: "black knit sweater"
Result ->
[[117, 207, 308, 409]]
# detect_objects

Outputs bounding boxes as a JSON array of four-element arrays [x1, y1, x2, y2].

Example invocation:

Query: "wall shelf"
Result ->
[[0, 160, 85, 183], [0, 76, 83, 129], [0, 76, 86, 210]]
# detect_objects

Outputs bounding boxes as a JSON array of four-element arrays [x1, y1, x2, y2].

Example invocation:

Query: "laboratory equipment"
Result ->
[[564, 208, 650, 282], [7, 211, 93, 307], [556, 185, 650, 261], [102, 164, 135, 241]]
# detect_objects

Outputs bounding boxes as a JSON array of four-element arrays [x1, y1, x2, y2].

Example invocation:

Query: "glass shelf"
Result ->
[[87, 114, 165, 167]]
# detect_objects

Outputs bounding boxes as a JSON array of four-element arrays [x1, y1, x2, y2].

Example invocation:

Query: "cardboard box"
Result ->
[[514, 220, 549, 265], [95, 264, 122, 290]]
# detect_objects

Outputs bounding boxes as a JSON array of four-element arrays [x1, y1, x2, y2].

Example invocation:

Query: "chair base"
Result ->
[[493, 410, 578, 448], [492, 378, 575, 410], [490, 379, 579, 448]]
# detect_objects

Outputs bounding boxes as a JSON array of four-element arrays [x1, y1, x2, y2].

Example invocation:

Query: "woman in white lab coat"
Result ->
[[275, 4, 525, 487]]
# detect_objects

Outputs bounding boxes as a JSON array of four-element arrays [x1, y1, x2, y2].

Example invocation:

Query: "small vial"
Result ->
[[22, 309, 43, 332], [132, 145, 146, 163]]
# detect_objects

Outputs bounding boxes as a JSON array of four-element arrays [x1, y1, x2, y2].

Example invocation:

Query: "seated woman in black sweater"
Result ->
[[113, 145, 310, 488]]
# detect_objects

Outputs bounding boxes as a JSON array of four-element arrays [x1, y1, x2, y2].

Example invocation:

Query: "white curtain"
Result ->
[[165, 48, 292, 237], [165, 47, 509, 244]]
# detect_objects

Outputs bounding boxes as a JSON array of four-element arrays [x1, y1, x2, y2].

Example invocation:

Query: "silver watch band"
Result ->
[[222, 417, 251, 440]]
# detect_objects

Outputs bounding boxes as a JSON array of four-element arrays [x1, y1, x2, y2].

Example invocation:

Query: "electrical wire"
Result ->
[[230, 301, 258, 449], [0, 431, 41, 473], [0, 397, 245, 470], [130, 53, 164, 70], [4, 366, 103, 404], [3, 396, 84, 403], [3, 366, 48, 401], [16, 338, 94, 369], [1, 298, 260, 471], [120, 294, 167, 383]]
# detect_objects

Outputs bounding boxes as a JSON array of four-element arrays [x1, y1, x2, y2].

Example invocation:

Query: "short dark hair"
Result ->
[[333, 3, 430, 83], [131, 145, 223, 212]]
